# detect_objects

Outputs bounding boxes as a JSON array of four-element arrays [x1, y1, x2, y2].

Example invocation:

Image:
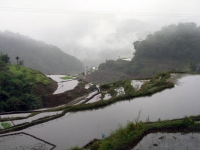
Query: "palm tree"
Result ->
[[16, 56, 19, 65], [16, 56, 20, 69]]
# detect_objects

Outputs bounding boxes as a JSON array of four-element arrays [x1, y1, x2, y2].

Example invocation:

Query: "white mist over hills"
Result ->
[[0, 0, 200, 67]]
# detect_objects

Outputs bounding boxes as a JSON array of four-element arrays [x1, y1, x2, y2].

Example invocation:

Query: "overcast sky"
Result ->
[[0, 0, 200, 67]]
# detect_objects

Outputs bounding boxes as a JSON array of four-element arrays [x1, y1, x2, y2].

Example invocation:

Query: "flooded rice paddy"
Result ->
[[132, 132, 200, 150], [48, 75, 78, 94], [1, 74, 200, 149], [115, 87, 125, 96], [103, 93, 112, 100], [0, 133, 55, 150], [86, 94, 102, 104], [131, 80, 149, 91]]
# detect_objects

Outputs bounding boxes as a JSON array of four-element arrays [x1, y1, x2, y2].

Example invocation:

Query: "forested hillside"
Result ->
[[0, 53, 57, 112], [86, 22, 200, 83], [130, 22, 200, 76], [0, 31, 84, 74]]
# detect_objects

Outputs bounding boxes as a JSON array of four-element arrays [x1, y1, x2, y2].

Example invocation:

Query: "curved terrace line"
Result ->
[[0, 132, 56, 150]]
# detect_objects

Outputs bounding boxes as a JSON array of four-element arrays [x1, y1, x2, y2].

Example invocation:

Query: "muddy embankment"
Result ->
[[34, 77, 58, 96]]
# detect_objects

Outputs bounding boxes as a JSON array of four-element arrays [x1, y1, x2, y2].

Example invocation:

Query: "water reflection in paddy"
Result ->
[[48, 75, 79, 94], [53, 80, 78, 94], [103, 93, 112, 100], [131, 80, 149, 91], [2, 75, 200, 150], [86, 94, 101, 104]]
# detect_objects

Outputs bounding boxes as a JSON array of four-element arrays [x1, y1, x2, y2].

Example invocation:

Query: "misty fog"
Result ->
[[0, 0, 200, 67]]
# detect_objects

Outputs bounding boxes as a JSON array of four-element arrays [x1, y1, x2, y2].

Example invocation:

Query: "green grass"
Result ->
[[60, 76, 73, 80], [1, 122, 11, 129], [69, 146, 81, 150], [8, 65, 51, 85]]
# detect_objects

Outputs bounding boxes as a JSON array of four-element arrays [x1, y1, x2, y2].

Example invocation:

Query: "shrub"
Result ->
[[20, 94, 41, 110], [0, 91, 10, 101]]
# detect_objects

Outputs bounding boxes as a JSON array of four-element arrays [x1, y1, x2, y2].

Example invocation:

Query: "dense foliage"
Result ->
[[0, 55, 52, 112], [86, 59, 132, 84], [98, 59, 129, 71], [126, 22, 200, 76], [0, 30, 84, 74], [133, 22, 200, 61], [0, 52, 10, 64]]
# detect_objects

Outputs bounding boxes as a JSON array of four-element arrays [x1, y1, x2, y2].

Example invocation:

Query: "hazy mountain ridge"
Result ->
[[86, 22, 200, 83], [0, 30, 84, 74]]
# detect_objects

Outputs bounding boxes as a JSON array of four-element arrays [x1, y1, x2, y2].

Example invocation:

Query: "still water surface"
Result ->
[[1, 75, 200, 150], [48, 75, 78, 94], [132, 132, 200, 150]]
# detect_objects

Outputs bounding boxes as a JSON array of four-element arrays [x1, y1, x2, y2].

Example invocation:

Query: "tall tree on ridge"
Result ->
[[16, 56, 20, 69]]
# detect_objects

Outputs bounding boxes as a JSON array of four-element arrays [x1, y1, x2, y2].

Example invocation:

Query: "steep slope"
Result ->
[[0, 31, 84, 74], [86, 22, 200, 83]]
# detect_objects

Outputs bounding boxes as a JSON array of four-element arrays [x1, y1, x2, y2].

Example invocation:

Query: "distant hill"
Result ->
[[0, 31, 84, 74], [86, 22, 200, 83]]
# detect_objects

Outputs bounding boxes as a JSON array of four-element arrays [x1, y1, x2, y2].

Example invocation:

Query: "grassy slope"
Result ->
[[8, 65, 51, 85]]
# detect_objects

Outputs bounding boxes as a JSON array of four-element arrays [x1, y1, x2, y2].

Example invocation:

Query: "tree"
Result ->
[[1, 54, 10, 63], [0, 52, 10, 64], [16, 56, 20, 65], [16, 56, 20, 69]]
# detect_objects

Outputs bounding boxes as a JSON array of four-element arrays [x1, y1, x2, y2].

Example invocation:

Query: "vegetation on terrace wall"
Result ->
[[62, 72, 174, 114], [70, 116, 200, 150]]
